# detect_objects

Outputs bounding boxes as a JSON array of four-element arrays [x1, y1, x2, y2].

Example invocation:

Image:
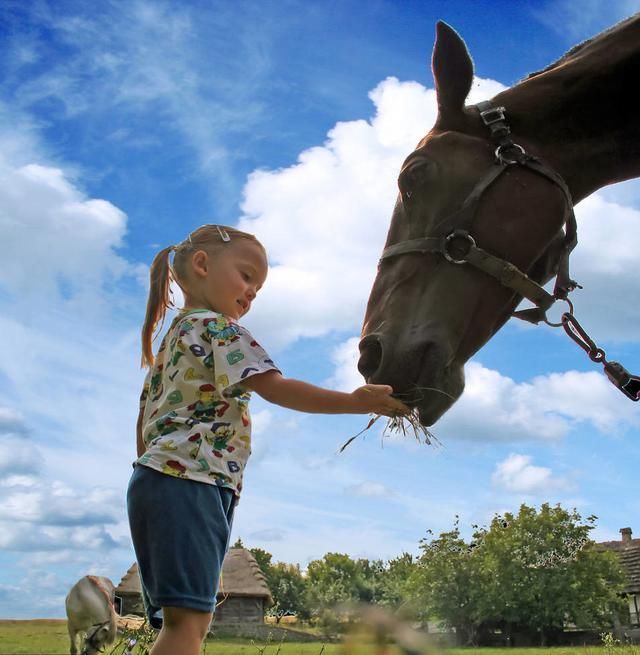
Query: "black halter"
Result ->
[[381, 101, 579, 324], [380, 101, 640, 401]]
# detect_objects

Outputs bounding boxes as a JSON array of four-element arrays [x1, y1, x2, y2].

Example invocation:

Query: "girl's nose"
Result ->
[[246, 288, 256, 301]]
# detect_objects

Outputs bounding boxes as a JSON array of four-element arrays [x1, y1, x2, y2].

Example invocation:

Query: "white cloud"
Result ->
[[0, 406, 28, 436], [324, 341, 639, 443], [566, 194, 640, 340], [1, 9, 639, 617], [0, 155, 138, 315], [492, 453, 569, 494], [240, 76, 507, 349], [235, 74, 640, 353], [324, 337, 365, 392], [0, 436, 39, 475], [238, 77, 440, 348], [439, 362, 638, 441]]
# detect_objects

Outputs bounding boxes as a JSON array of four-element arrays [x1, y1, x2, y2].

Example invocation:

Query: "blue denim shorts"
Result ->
[[127, 465, 236, 628]]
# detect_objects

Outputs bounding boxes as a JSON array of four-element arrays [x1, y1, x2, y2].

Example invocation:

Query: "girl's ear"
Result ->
[[190, 250, 209, 277]]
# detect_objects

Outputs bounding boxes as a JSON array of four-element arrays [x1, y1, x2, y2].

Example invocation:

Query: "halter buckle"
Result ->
[[443, 230, 476, 264], [479, 105, 506, 125]]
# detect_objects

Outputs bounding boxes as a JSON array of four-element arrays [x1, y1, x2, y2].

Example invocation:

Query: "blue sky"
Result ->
[[1, 0, 640, 619]]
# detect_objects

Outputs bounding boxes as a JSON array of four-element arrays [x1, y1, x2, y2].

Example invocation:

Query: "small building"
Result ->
[[115, 547, 273, 625], [599, 527, 640, 638]]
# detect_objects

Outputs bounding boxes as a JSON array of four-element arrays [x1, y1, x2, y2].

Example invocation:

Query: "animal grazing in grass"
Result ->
[[65, 575, 118, 655]]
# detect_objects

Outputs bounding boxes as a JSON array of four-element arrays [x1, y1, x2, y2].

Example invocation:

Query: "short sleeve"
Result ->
[[203, 316, 279, 395]]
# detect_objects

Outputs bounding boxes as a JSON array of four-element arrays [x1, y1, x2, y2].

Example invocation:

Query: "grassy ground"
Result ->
[[1, 620, 639, 655]]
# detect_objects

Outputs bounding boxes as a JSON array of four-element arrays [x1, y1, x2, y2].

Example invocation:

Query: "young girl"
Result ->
[[127, 224, 408, 654]]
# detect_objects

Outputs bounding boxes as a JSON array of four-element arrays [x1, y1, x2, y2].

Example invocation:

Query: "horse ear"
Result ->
[[432, 21, 474, 114]]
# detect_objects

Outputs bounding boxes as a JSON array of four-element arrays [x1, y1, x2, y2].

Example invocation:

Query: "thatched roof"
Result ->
[[116, 548, 272, 604], [599, 527, 640, 594]]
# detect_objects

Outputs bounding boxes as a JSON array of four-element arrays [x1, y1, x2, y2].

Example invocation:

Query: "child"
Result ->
[[127, 224, 409, 654]]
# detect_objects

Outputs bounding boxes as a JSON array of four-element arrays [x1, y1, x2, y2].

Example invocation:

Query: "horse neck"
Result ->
[[495, 14, 640, 203]]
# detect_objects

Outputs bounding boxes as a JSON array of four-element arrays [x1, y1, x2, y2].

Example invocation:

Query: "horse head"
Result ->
[[359, 16, 640, 426]]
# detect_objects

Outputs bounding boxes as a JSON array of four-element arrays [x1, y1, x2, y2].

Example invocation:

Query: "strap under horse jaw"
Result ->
[[378, 100, 640, 401], [476, 100, 639, 401]]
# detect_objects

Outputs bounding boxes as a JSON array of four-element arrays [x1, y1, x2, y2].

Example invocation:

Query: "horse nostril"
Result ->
[[358, 335, 383, 380]]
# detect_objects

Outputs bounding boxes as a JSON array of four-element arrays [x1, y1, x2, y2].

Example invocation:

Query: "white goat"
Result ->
[[65, 575, 118, 655]]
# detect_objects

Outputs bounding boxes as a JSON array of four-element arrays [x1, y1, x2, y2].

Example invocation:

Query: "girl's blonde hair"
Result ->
[[141, 224, 264, 368]]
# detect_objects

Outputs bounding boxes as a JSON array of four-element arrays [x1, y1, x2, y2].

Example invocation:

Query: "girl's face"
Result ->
[[187, 239, 268, 319]]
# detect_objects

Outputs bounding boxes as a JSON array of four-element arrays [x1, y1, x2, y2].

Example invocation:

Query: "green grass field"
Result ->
[[1, 620, 639, 655]]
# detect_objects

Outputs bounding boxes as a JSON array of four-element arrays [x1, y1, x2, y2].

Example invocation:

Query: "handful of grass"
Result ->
[[339, 410, 441, 453]]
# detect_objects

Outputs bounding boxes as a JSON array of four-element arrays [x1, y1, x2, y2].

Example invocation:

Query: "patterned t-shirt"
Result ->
[[136, 309, 279, 496]]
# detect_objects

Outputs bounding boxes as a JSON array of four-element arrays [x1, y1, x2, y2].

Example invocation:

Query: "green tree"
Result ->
[[248, 546, 272, 575], [411, 505, 626, 646], [306, 553, 362, 610], [267, 562, 309, 621], [409, 520, 483, 644], [305, 553, 391, 612], [377, 553, 419, 612], [475, 504, 626, 645], [249, 547, 309, 621]]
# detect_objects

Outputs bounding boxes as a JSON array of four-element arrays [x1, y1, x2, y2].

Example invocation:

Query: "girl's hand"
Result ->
[[351, 384, 411, 417]]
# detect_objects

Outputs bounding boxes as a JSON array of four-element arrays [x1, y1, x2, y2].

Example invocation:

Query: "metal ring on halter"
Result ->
[[443, 230, 476, 264], [544, 298, 574, 327], [495, 143, 526, 164]]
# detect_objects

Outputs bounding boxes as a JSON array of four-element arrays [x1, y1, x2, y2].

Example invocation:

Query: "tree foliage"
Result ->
[[249, 547, 309, 620], [410, 504, 627, 646]]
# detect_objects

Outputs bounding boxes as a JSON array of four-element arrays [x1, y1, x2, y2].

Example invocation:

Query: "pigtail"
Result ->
[[141, 245, 175, 368]]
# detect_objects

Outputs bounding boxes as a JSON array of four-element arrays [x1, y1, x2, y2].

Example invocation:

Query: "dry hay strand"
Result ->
[[116, 614, 145, 631], [339, 410, 441, 453]]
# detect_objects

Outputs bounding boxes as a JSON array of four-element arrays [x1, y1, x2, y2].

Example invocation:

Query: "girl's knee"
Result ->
[[162, 606, 212, 639]]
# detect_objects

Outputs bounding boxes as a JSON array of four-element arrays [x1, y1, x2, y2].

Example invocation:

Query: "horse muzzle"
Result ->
[[358, 332, 464, 425]]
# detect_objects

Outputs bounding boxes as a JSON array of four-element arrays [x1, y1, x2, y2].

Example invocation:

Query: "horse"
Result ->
[[358, 14, 640, 426]]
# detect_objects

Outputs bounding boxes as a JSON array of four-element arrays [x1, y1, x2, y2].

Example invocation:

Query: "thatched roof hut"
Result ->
[[115, 547, 272, 624]]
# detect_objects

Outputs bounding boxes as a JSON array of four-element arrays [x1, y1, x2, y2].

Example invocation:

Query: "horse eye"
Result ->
[[398, 157, 432, 197]]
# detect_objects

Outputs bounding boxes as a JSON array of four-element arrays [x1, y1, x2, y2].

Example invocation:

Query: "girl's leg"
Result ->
[[149, 607, 212, 655]]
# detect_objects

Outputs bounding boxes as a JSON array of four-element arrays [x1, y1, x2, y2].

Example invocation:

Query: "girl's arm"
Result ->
[[243, 370, 409, 417]]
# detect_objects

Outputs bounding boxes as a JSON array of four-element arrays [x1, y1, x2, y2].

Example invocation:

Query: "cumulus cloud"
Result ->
[[323, 338, 638, 443], [567, 194, 640, 340], [0, 480, 122, 527], [438, 362, 638, 441], [324, 337, 365, 392], [0, 406, 28, 436], [0, 154, 139, 315], [1, 6, 639, 617], [240, 76, 506, 348], [236, 74, 640, 352], [492, 453, 569, 494], [0, 436, 39, 475]]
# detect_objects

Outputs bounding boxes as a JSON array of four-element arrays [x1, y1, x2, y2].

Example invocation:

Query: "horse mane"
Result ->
[[524, 13, 639, 80]]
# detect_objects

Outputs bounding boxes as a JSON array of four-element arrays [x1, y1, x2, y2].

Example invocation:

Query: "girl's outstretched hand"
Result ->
[[351, 384, 411, 417]]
